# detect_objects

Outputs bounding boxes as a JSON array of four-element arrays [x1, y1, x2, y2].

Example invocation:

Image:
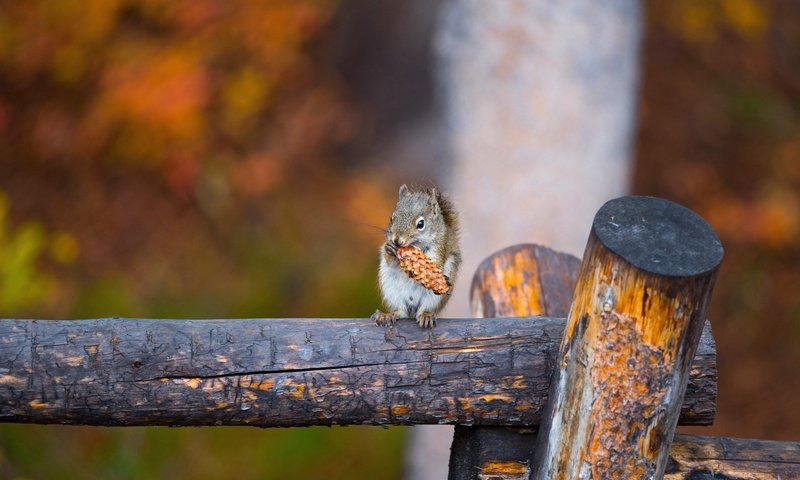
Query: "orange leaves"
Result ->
[[0, 0, 344, 189], [663, 0, 768, 45], [703, 185, 800, 250], [100, 46, 210, 145]]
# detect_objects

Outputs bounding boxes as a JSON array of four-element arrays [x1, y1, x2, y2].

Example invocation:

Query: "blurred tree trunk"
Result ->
[[405, 1, 642, 479]]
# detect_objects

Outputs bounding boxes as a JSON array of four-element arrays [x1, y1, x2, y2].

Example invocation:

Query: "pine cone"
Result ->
[[396, 246, 450, 295]]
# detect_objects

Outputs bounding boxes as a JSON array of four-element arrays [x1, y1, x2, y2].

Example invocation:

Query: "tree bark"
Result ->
[[533, 196, 724, 479], [0, 315, 715, 427]]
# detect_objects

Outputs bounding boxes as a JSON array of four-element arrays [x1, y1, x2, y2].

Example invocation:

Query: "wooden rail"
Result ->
[[0, 316, 715, 427]]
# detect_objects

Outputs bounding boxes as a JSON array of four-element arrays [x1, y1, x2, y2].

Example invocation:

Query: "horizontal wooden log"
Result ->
[[0, 317, 715, 427], [449, 430, 800, 479], [667, 434, 800, 479]]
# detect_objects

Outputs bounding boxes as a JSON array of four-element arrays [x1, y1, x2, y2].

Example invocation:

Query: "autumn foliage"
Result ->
[[0, 0, 396, 320], [0, 0, 797, 477]]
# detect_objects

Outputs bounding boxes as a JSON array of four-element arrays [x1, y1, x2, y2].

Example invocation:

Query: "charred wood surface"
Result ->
[[666, 434, 800, 479], [0, 315, 715, 427], [450, 429, 800, 480], [452, 244, 582, 480]]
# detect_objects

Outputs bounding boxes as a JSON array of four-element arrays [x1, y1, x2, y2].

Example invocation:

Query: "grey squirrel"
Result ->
[[371, 184, 462, 328]]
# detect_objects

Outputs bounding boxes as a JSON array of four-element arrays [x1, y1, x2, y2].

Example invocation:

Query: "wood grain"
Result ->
[[0, 315, 716, 428], [533, 196, 724, 479], [666, 434, 800, 479]]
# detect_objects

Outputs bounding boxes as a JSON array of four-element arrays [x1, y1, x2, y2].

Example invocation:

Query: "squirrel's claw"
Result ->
[[416, 312, 437, 329], [372, 309, 398, 326]]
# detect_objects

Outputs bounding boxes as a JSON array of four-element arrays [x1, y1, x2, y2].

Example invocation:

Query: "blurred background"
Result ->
[[0, 0, 797, 478]]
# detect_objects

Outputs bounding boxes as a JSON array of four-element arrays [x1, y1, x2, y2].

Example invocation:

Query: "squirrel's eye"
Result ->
[[416, 217, 425, 230]]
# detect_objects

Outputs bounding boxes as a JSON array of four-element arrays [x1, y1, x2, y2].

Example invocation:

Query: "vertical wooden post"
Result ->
[[533, 196, 723, 479], [448, 244, 580, 479]]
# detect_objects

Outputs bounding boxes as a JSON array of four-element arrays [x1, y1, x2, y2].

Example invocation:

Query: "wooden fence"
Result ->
[[1, 196, 798, 479]]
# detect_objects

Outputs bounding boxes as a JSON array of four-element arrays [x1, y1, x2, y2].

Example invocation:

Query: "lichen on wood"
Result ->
[[533, 196, 724, 480]]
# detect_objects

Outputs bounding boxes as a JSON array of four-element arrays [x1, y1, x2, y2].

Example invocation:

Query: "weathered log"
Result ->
[[0, 316, 715, 427], [666, 434, 800, 479], [451, 430, 800, 480], [533, 196, 724, 479], [451, 244, 718, 479], [469, 244, 581, 321], [450, 244, 582, 480]]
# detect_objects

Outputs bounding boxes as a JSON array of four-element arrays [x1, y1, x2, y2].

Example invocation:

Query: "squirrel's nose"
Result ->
[[394, 236, 409, 247]]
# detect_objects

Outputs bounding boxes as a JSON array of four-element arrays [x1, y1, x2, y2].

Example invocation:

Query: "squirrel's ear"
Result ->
[[429, 187, 440, 213], [399, 184, 410, 198]]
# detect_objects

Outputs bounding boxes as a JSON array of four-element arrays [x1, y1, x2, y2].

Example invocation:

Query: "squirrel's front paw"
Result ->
[[384, 242, 398, 259], [371, 310, 399, 326], [416, 312, 436, 329]]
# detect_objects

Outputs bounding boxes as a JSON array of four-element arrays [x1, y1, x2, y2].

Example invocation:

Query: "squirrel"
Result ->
[[371, 184, 461, 328]]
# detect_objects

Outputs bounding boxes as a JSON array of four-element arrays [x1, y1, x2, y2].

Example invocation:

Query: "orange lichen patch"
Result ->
[[564, 235, 699, 362], [583, 311, 671, 478], [215, 354, 229, 363], [275, 379, 307, 399], [63, 356, 85, 367], [293, 384, 305, 398], [549, 230, 717, 478], [83, 344, 98, 355], [391, 405, 411, 416], [479, 461, 529, 475], [28, 400, 47, 408], [480, 394, 511, 403], [373, 406, 389, 418], [427, 346, 487, 355], [257, 379, 275, 391], [202, 379, 224, 393], [242, 391, 258, 402], [507, 375, 527, 389], [170, 377, 203, 389], [0, 375, 25, 386], [396, 246, 449, 294], [184, 378, 202, 389]]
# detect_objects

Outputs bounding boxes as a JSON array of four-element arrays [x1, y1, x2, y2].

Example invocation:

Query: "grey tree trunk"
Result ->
[[406, 1, 643, 479]]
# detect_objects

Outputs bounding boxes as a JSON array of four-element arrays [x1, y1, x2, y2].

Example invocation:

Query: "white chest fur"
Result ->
[[378, 257, 444, 317]]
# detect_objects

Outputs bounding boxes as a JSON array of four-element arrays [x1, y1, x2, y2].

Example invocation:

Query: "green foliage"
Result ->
[[0, 193, 53, 313], [0, 425, 406, 480]]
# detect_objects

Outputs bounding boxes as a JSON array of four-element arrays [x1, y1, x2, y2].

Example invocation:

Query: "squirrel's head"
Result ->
[[387, 184, 455, 250]]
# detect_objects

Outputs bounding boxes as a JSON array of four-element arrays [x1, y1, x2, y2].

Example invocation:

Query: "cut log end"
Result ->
[[593, 195, 724, 277]]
